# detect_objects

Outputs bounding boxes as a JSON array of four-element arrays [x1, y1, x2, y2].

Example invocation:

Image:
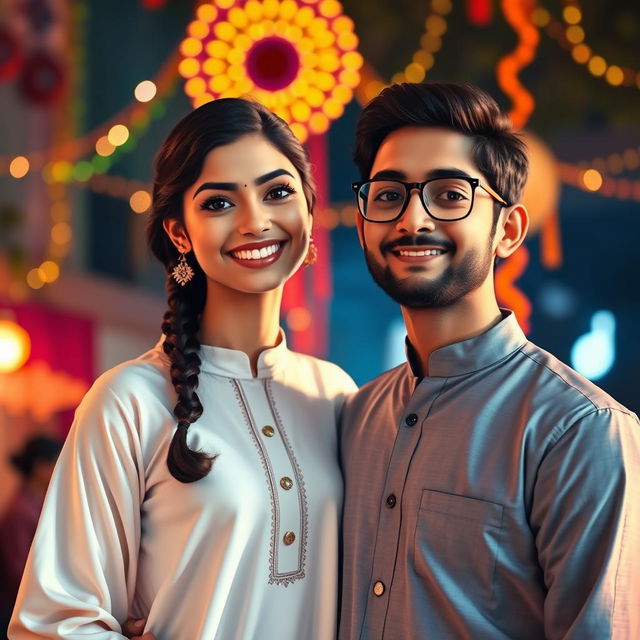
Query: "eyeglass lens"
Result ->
[[357, 178, 475, 222]]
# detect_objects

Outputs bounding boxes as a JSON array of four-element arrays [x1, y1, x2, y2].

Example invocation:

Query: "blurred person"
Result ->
[[0, 435, 62, 637], [10, 98, 356, 640], [339, 82, 640, 639]]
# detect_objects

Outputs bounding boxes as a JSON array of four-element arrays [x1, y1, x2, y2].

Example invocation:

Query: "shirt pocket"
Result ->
[[413, 489, 504, 606]]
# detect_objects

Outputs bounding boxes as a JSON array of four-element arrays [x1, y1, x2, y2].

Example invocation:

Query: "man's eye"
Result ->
[[375, 191, 402, 202], [265, 184, 296, 200], [201, 197, 232, 211]]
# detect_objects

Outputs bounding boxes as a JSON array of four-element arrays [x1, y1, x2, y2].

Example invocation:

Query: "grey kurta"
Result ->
[[339, 311, 640, 639]]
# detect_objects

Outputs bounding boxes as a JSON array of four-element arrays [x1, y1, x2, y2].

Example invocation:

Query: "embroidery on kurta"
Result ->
[[231, 379, 307, 585], [265, 378, 308, 581]]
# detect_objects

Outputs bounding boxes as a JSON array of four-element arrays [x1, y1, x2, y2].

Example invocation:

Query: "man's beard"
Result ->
[[363, 236, 495, 309]]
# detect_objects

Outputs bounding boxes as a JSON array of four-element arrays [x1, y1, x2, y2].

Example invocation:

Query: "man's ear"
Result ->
[[162, 218, 192, 252], [495, 203, 528, 259]]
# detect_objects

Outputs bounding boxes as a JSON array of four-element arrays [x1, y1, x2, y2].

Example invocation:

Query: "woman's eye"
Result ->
[[201, 196, 233, 211], [265, 184, 296, 201]]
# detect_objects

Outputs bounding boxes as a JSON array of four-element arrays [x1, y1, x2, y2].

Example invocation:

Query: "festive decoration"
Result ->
[[0, 25, 23, 82], [496, 0, 538, 128], [172, 253, 195, 286], [466, 0, 493, 27], [495, 245, 531, 334], [533, 3, 640, 89], [0, 315, 31, 373], [0, 360, 88, 421], [19, 50, 65, 105], [357, 0, 451, 105], [178, 0, 362, 141]]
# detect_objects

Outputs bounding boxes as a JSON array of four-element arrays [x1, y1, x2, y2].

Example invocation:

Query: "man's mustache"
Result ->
[[382, 235, 455, 254]]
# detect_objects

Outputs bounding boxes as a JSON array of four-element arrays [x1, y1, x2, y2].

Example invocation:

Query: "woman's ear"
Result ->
[[495, 203, 529, 259], [163, 219, 192, 252]]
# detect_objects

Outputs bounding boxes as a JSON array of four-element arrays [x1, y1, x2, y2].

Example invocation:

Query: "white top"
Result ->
[[10, 334, 357, 640]]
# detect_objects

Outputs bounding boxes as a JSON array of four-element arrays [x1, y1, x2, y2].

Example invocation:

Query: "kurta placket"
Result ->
[[362, 378, 446, 640]]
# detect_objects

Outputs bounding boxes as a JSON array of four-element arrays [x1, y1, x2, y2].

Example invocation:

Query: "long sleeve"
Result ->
[[9, 380, 145, 639], [531, 408, 640, 639]]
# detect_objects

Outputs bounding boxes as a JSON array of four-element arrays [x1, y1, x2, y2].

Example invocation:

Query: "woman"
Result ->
[[10, 99, 356, 640]]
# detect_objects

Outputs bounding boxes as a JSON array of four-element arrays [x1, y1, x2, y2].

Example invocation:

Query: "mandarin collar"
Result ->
[[405, 309, 527, 379], [156, 330, 289, 380]]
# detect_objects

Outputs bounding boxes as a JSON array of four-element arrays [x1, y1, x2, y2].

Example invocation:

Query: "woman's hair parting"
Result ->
[[354, 82, 529, 206], [147, 98, 315, 483]]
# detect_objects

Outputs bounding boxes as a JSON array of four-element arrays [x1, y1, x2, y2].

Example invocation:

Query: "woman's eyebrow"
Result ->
[[192, 169, 295, 198]]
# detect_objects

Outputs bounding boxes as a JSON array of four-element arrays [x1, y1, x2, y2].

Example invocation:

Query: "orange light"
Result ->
[[0, 318, 31, 373], [9, 156, 30, 179], [197, 4, 218, 23], [286, 307, 312, 332], [588, 56, 607, 76], [180, 37, 203, 57], [582, 168, 603, 191], [39, 260, 60, 283], [107, 124, 130, 147], [129, 190, 152, 213], [188, 20, 209, 39], [95, 135, 116, 157]]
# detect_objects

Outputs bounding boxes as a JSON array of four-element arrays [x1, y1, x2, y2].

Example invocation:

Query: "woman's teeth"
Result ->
[[231, 242, 281, 260], [397, 248, 444, 257]]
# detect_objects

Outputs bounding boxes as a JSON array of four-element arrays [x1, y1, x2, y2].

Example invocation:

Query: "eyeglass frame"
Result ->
[[351, 175, 510, 223]]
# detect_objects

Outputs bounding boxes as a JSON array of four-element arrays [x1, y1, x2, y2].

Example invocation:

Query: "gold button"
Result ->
[[262, 426, 275, 437], [373, 581, 385, 597], [280, 476, 293, 490], [283, 531, 296, 545]]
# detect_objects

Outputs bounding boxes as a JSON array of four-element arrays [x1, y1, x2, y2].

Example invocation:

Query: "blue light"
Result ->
[[570, 310, 616, 381], [384, 316, 407, 370]]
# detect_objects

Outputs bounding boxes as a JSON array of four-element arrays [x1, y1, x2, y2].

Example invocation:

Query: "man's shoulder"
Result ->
[[519, 340, 629, 412]]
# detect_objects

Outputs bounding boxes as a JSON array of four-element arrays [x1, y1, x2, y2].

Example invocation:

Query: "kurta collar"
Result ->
[[155, 329, 289, 380], [198, 329, 288, 379], [405, 309, 527, 378]]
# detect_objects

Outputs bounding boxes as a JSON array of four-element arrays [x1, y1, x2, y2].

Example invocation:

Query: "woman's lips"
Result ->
[[227, 240, 287, 269]]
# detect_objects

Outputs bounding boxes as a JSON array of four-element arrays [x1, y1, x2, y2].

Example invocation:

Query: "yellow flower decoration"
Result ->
[[178, 0, 362, 141]]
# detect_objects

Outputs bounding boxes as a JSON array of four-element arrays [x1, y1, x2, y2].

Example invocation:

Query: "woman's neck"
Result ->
[[199, 282, 283, 375]]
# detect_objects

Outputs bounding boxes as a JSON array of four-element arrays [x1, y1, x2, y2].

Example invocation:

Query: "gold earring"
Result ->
[[303, 236, 317, 267], [172, 249, 195, 286]]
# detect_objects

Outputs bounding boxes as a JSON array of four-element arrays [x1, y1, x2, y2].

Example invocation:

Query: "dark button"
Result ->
[[386, 494, 396, 508], [280, 476, 293, 490], [405, 413, 418, 427], [262, 426, 275, 437], [283, 531, 296, 545], [373, 581, 385, 596]]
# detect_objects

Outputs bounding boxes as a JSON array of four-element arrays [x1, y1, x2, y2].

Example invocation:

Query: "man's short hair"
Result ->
[[354, 82, 529, 206]]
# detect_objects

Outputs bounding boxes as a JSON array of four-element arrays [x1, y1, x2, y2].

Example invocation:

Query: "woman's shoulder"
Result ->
[[285, 350, 358, 394], [82, 342, 172, 411]]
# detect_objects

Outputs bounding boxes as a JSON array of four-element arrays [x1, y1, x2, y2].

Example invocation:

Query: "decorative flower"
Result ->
[[178, 0, 362, 141]]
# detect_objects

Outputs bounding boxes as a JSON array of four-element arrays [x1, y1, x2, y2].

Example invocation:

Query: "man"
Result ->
[[339, 82, 640, 639]]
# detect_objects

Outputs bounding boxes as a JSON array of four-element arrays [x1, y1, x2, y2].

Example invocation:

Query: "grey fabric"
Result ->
[[340, 311, 640, 640]]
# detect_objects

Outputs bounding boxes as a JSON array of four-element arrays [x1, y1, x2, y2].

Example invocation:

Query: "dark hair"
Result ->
[[11, 435, 62, 478], [354, 82, 528, 206], [147, 98, 315, 483]]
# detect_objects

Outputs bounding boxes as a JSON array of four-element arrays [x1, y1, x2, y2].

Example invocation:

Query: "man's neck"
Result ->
[[402, 292, 502, 377]]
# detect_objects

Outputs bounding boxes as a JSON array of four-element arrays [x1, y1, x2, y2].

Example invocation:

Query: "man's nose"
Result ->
[[395, 188, 435, 234]]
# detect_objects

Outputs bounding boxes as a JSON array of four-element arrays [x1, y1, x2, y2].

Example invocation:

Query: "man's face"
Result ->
[[357, 126, 502, 309]]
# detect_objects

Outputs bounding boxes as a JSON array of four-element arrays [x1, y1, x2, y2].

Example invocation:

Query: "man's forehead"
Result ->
[[371, 126, 476, 177]]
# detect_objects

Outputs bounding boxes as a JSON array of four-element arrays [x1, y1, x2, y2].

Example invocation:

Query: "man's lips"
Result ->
[[383, 237, 453, 263], [227, 239, 287, 269]]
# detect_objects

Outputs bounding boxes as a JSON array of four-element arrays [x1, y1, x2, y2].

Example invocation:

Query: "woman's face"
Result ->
[[164, 133, 312, 296]]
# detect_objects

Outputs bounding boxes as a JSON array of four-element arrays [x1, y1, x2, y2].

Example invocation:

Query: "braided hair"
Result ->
[[147, 98, 316, 483]]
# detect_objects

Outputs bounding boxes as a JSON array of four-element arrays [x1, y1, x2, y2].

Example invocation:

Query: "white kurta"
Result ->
[[10, 334, 357, 640]]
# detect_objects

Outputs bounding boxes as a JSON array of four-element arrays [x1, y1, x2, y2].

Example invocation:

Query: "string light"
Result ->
[[537, 1, 640, 89], [358, 0, 452, 105], [134, 80, 158, 102], [9, 156, 30, 179]]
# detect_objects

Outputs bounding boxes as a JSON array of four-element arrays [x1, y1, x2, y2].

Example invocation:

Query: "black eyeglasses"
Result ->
[[351, 176, 509, 223]]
